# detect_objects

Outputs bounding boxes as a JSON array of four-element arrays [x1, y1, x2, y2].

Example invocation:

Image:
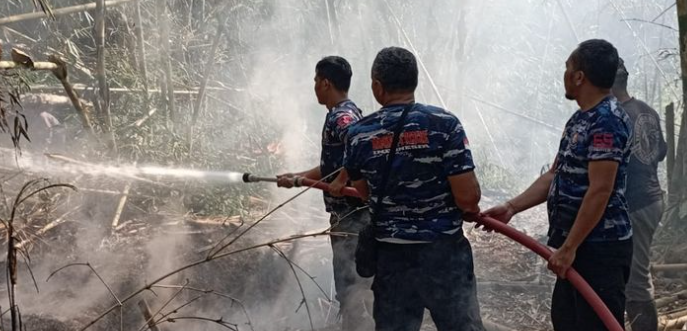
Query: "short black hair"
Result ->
[[371, 47, 418, 93], [570, 39, 619, 89], [613, 57, 629, 89], [315, 56, 352, 92]]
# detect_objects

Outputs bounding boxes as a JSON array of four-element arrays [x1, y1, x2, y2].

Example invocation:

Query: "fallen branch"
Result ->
[[47, 262, 122, 307], [73, 230, 331, 331], [15, 205, 81, 250], [150, 285, 254, 331], [158, 316, 237, 330]]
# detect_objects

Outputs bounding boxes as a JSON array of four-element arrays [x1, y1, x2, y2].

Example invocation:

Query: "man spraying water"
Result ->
[[276, 56, 374, 331]]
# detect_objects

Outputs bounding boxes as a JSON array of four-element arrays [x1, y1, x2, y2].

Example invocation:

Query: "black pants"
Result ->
[[330, 209, 374, 331], [551, 239, 633, 331], [372, 232, 484, 331]]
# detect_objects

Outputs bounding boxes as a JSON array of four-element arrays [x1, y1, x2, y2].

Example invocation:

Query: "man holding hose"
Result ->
[[484, 39, 633, 330], [341, 46, 484, 331], [276, 56, 373, 331]]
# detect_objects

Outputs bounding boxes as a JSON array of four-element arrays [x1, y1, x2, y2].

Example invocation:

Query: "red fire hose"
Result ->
[[297, 177, 624, 331]]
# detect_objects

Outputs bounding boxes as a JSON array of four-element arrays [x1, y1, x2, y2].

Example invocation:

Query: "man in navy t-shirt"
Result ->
[[484, 39, 633, 331], [277, 56, 373, 331], [342, 47, 484, 330]]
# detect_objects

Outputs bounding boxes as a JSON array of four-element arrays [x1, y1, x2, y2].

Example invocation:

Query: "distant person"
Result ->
[[341, 46, 484, 331], [484, 39, 633, 330], [612, 58, 667, 331], [276, 56, 374, 331]]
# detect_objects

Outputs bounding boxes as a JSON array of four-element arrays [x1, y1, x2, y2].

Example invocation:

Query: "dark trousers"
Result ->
[[551, 239, 633, 331], [372, 232, 484, 331], [330, 209, 374, 331]]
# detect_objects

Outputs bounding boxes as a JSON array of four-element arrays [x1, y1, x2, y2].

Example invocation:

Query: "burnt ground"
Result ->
[[1, 188, 686, 331]]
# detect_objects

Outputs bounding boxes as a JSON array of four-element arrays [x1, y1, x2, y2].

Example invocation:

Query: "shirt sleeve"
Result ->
[[344, 129, 363, 181], [586, 114, 630, 162], [443, 118, 475, 176], [331, 111, 357, 142]]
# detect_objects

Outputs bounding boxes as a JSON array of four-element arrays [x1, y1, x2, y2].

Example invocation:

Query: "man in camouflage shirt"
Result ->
[[343, 47, 484, 330], [277, 56, 373, 331], [485, 39, 633, 331]]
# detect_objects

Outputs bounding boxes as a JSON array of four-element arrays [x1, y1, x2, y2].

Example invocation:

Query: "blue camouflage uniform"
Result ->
[[547, 96, 634, 331], [344, 103, 484, 331], [321, 100, 365, 213], [320, 99, 374, 331], [547, 96, 633, 246], [345, 103, 475, 243]]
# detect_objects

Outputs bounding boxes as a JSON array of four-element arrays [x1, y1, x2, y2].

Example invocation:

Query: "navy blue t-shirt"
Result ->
[[320, 100, 364, 213], [344, 103, 475, 243], [547, 96, 633, 247]]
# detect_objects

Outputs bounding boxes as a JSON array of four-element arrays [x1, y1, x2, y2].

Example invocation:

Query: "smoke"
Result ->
[[0, 0, 680, 330]]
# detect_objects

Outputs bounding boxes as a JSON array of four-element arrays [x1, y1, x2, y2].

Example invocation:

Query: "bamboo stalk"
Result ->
[[95, 0, 116, 155], [188, 22, 224, 154], [134, 0, 151, 113], [652, 263, 687, 272], [111, 183, 131, 229], [48, 55, 98, 138], [158, 0, 176, 125], [29, 85, 241, 94], [667, 103, 676, 188], [2, 26, 94, 78], [0, 61, 58, 70], [660, 313, 687, 330], [656, 289, 687, 308], [0, 0, 135, 26]]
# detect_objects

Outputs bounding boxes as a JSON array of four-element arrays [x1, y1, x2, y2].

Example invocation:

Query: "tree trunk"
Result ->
[[674, 1, 687, 219]]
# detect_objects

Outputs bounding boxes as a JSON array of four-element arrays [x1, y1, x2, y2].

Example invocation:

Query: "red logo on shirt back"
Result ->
[[372, 130, 429, 150], [592, 133, 614, 148], [337, 115, 353, 128]]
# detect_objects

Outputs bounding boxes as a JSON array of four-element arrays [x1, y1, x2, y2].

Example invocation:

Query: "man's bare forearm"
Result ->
[[448, 171, 481, 214], [296, 166, 322, 180], [508, 171, 554, 214]]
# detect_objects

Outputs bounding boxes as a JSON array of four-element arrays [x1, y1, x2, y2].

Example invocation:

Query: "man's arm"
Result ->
[[328, 169, 349, 197], [548, 160, 619, 278], [508, 165, 555, 214], [277, 166, 322, 188], [351, 179, 370, 201], [480, 159, 555, 229], [448, 171, 481, 215], [298, 166, 322, 180]]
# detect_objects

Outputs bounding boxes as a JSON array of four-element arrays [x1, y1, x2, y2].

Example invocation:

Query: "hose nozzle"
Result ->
[[242, 173, 277, 183]]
